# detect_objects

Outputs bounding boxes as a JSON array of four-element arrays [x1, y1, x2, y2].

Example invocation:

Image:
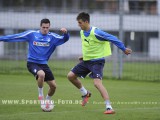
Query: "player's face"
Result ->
[[40, 23, 50, 35], [77, 19, 89, 31]]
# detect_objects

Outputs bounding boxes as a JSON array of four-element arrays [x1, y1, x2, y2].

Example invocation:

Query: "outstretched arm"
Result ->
[[0, 30, 32, 42], [94, 28, 132, 55]]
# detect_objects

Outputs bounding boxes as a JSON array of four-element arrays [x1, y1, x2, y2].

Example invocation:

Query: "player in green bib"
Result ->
[[81, 26, 111, 60], [67, 12, 132, 114]]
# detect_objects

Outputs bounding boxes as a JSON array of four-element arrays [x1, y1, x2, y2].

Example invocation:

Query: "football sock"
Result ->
[[80, 86, 88, 96], [46, 94, 51, 100], [38, 87, 44, 97], [105, 100, 112, 109]]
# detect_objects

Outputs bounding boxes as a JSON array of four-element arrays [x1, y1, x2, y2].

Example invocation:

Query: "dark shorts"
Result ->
[[27, 62, 54, 81], [71, 60, 105, 80]]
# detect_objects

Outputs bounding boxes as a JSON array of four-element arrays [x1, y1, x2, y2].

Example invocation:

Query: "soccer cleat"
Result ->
[[81, 91, 91, 106], [104, 108, 115, 114]]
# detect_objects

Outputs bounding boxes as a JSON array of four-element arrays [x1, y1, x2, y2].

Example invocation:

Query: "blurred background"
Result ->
[[0, 0, 159, 81]]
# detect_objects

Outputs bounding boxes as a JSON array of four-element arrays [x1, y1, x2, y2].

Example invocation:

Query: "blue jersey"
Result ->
[[83, 27, 126, 51], [0, 30, 69, 64]]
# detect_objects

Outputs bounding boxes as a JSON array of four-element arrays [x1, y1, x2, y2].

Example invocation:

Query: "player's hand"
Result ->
[[124, 48, 132, 55], [60, 28, 68, 34], [78, 56, 83, 62]]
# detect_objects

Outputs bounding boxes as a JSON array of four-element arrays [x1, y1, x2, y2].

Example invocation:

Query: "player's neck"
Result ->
[[84, 25, 91, 31]]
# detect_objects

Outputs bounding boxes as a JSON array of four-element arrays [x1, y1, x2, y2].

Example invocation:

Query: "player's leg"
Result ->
[[94, 79, 115, 114], [93, 78, 109, 100], [42, 64, 56, 100], [37, 70, 45, 88], [37, 70, 45, 99], [67, 71, 91, 106], [44, 80, 56, 109], [93, 78, 115, 114], [67, 62, 89, 92], [36, 70, 46, 110], [45, 80, 56, 100], [27, 62, 45, 99], [89, 60, 115, 114], [41, 65, 56, 110], [67, 62, 91, 106], [67, 71, 82, 89]]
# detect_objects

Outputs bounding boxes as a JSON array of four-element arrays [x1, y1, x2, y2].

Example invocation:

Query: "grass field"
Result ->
[[0, 59, 160, 81], [0, 74, 160, 120]]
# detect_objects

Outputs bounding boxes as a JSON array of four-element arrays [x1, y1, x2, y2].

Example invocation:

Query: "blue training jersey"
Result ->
[[83, 27, 126, 52], [0, 30, 69, 64]]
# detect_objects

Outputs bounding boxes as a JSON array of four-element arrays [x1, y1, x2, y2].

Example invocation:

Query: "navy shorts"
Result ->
[[27, 62, 54, 81], [71, 59, 105, 79]]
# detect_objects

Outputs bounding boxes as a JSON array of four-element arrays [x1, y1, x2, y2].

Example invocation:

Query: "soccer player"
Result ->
[[0, 18, 69, 110], [67, 12, 132, 114]]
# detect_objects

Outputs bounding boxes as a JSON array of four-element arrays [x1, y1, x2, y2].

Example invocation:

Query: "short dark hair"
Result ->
[[40, 18, 50, 26], [76, 12, 90, 23]]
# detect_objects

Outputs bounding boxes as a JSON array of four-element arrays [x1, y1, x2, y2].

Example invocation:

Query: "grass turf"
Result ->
[[0, 74, 160, 120], [0, 59, 160, 81]]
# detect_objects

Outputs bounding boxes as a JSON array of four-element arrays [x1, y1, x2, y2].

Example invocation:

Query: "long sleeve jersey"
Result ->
[[0, 30, 69, 64], [83, 27, 126, 52], [81, 27, 126, 61]]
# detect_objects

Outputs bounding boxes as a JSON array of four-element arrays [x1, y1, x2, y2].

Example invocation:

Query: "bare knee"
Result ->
[[67, 71, 77, 81], [94, 79, 102, 88], [37, 70, 45, 79]]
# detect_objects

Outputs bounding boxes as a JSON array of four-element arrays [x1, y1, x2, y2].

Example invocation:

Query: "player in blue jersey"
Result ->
[[0, 18, 69, 111], [67, 12, 132, 114]]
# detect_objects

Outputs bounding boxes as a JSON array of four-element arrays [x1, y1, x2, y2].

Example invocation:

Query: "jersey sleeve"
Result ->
[[51, 32, 69, 46], [0, 30, 32, 42], [94, 28, 126, 52]]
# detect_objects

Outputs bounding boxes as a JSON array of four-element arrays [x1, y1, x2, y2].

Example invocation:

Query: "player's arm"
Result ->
[[123, 48, 132, 55], [0, 30, 32, 42], [51, 28, 69, 46], [94, 28, 132, 55]]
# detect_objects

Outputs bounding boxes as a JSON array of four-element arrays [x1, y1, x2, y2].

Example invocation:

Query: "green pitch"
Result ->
[[0, 74, 160, 120], [0, 60, 160, 81]]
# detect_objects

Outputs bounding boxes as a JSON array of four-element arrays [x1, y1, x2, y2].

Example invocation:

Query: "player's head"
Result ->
[[40, 18, 50, 35], [76, 12, 90, 31], [77, 12, 90, 23]]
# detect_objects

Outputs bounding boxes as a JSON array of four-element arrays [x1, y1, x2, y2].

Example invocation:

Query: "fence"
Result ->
[[0, 2, 160, 82]]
